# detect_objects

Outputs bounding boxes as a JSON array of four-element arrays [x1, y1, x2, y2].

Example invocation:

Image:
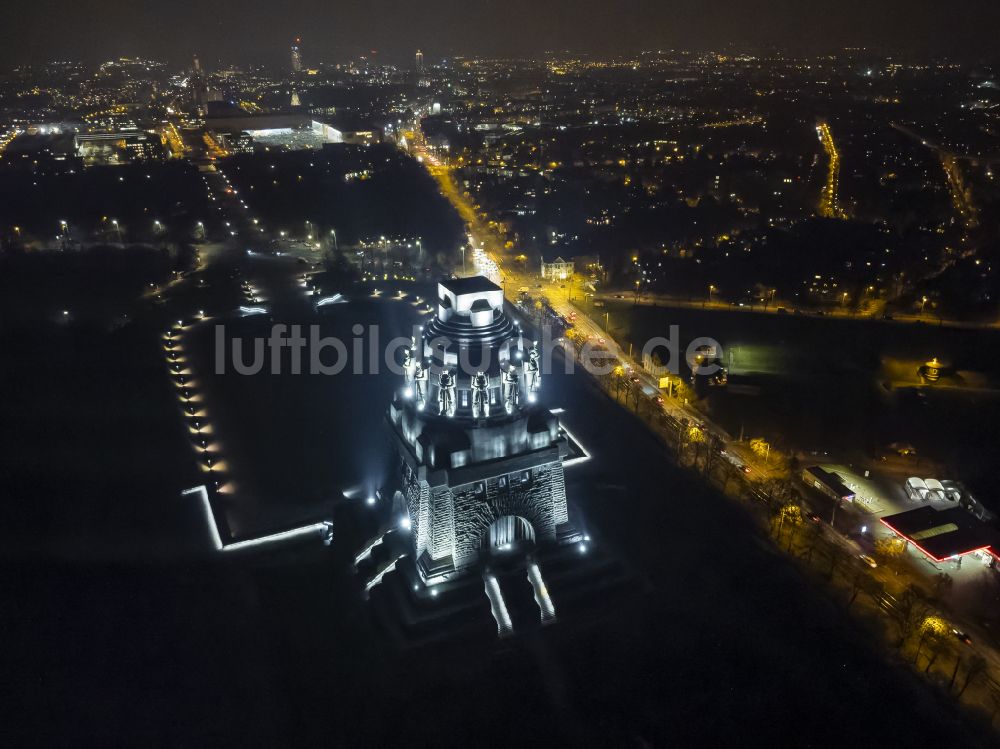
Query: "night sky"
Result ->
[[1, 0, 999, 67]]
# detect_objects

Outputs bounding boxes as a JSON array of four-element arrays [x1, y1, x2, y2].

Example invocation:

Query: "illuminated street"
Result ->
[[817, 121, 847, 220]]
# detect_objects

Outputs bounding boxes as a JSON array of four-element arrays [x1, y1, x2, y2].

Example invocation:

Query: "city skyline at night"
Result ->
[[3, 1, 1000, 68]]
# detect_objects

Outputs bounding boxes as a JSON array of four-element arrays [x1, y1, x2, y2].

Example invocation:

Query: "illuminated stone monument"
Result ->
[[386, 276, 581, 586]]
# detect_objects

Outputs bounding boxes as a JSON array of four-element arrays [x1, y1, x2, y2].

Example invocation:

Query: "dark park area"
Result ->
[[223, 144, 466, 255]]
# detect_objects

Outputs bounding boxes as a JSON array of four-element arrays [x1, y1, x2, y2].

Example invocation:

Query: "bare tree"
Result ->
[[958, 655, 989, 697], [824, 539, 844, 579], [874, 536, 906, 577], [921, 631, 949, 674], [891, 586, 932, 647], [932, 572, 954, 601], [987, 687, 1000, 726], [846, 564, 870, 608], [704, 433, 725, 478], [801, 519, 825, 565]]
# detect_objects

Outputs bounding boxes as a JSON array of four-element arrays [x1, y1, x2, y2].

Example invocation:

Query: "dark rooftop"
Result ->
[[5, 132, 76, 155], [440, 276, 502, 296], [804, 466, 855, 499], [880, 506, 1000, 561]]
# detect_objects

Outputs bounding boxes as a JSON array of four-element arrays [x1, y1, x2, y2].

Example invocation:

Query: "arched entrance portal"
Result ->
[[483, 515, 536, 554]]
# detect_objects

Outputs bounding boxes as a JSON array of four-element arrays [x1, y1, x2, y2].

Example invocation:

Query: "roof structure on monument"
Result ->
[[440, 276, 501, 296]]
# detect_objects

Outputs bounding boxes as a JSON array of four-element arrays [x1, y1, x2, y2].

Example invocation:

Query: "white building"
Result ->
[[541, 256, 573, 281]]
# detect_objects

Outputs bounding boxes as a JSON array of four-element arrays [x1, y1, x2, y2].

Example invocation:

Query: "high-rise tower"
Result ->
[[291, 38, 302, 73], [415, 49, 424, 72], [190, 54, 207, 114]]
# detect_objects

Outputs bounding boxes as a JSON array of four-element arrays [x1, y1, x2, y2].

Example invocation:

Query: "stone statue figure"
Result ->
[[402, 344, 414, 384], [413, 361, 427, 408], [525, 340, 541, 393], [438, 369, 456, 416], [471, 371, 490, 418], [502, 365, 520, 413]]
